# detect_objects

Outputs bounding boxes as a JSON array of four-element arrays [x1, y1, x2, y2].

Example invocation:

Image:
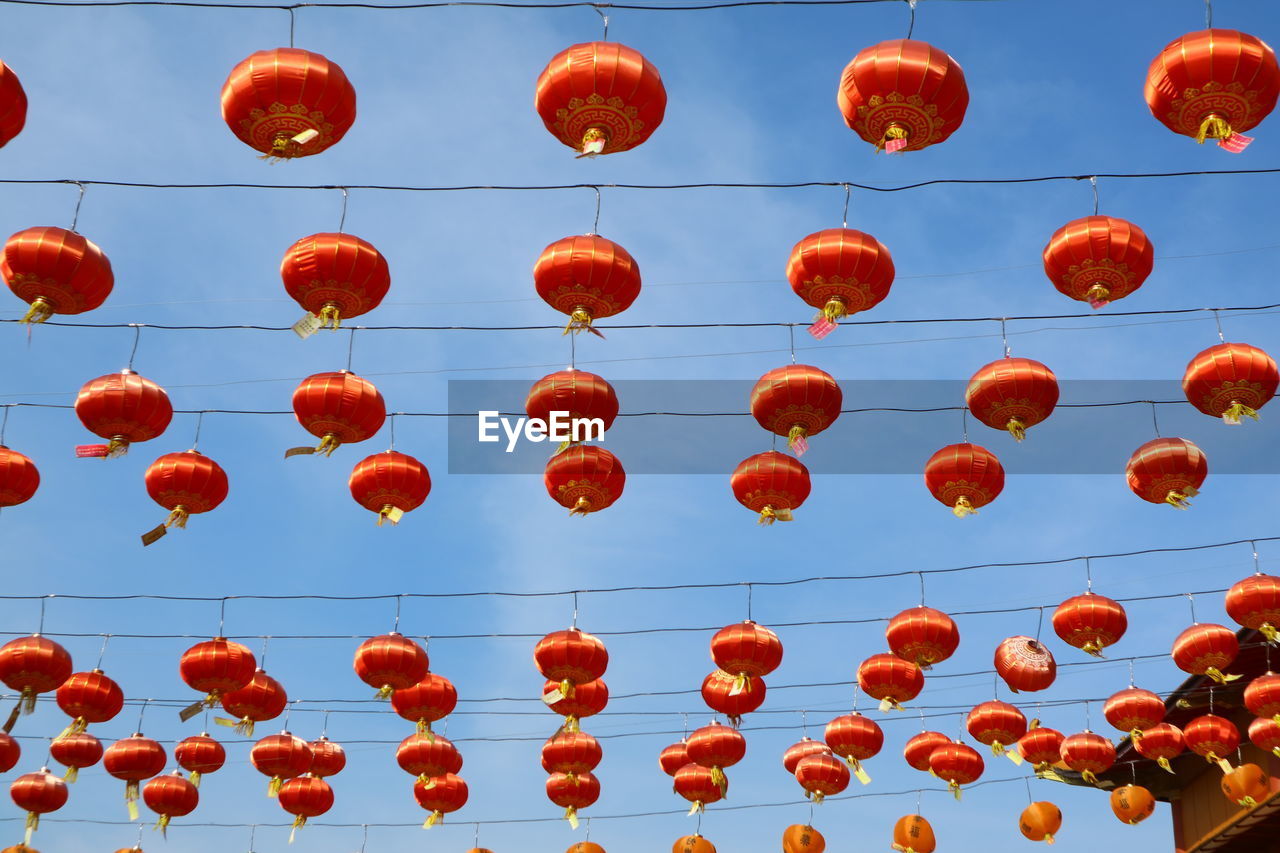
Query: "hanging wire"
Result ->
[[0, 407, 8, 446], [745, 583, 754, 621], [134, 822, 144, 850], [1251, 540, 1261, 575], [788, 325, 797, 364], [800, 709, 809, 736], [841, 183, 851, 228], [346, 328, 357, 371], [387, 413, 397, 451], [999, 317, 1011, 358], [69, 181, 86, 232], [1034, 606, 1045, 643], [474, 822, 481, 847], [393, 595, 402, 633], [1185, 592, 1199, 624], [1149, 401, 1162, 437], [1084, 557, 1093, 592], [1090, 176, 1099, 215], [960, 407, 970, 442], [594, 3, 608, 38], [904, 0, 916, 38], [1024, 776, 1033, 803], [572, 591, 580, 628], [1128, 658, 1136, 687], [1204, 0, 1212, 28], [286, 6, 296, 46], [585, 816, 592, 841], [1213, 309, 1226, 343], [218, 597, 227, 635], [917, 571, 926, 606], [191, 411, 205, 451], [135, 698, 150, 732], [37, 595, 47, 634], [260, 636, 270, 671], [126, 324, 142, 370], [95, 634, 111, 669], [915, 789, 923, 813], [337, 187, 350, 233], [321, 710, 331, 737], [694, 808, 703, 834], [1083, 699, 1091, 731], [591, 186, 602, 234], [248, 823, 257, 853], [569, 329, 577, 369]]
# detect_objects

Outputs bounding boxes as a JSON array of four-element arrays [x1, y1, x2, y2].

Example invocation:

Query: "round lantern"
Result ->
[[290, 371, 385, 457], [397, 733, 463, 782], [526, 369, 619, 443], [535, 42, 666, 156], [1126, 437, 1207, 509], [886, 606, 960, 667], [786, 228, 894, 324], [278, 775, 333, 840], [281, 232, 390, 329], [1245, 672, 1280, 720], [891, 814, 936, 853], [250, 732, 313, 797], [783, 737, 832, 775], [0, 446, 38, 508], [1183, 343, 1279, 424], [544, 677, 608, 732], [1134, 722, 1185, 773], [1110, 784, 1157, 824], [857, 653, 923, 712], [660, 741, 689, 776], [1184, 714, 1240, 767], [903, 731, 951, 772], [1016, 726, 1065, 773], [1052, 592, 1128, 656], [1172, 623, 1240, 684], [142, 772, 197, 836], [1103, 687, 1165, 737], [354, 633, 429, 699], [535, 628, 608, 701], [709, 621, 782, 692], [749, 365, 842, 454], [547, 770, 598, 826], [174, 734, 225, 787], [178, 637, 256, 719], [1019, 801, 1062, 844], [730, 451, 811, 524], [1145, 29, 1280, 147], [994, 636, 1057, 693], [55, 669, 123, 734], [49, 732, 102, 782], [221, 48, 356, 158], [0, 635, 72, 731], [687, 722, 745, 794], [543, 730, 602, 782], [701, 670, 765, 725], [3, 226, 113, 322], [1221, 763, 1271, 807], [673, 763, 722, 813], [1042, 216, 1154, 307], [414, 773, 468, 827], [74, 371, 172, 457], [544, 445, 625, 515], [142, 451, 229, 544], [391, 672, 457, 733], [219, 669, 286, 736], [307, 737, 346, 778], [0, 60, 26, 149], [9, 770, 66, 842], [794, 752, 849, 803], [823, 713, 882, 782], [673, 836, 716, 853], [928, 743, 984, 799], [533, 235, 641, 334], [103, 735, 166, 818], [0, 732, 20, 773], [348, 451, 431, 526], [923, 443, 1004, 517], [965, 358, 1059, 441], [1060, 731, 1116, 784], [782, 824, 825, 853], [837, 39, 968, 152], [1227, 574, 1280, 642], [1248, 716, 1280, 757], [965, 700, 1027, 757]]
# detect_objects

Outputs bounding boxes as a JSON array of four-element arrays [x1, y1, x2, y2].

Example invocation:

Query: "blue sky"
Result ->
[[1, 0, 1280, 850]]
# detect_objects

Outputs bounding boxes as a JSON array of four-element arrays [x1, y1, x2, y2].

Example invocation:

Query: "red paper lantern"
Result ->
[[1060, 731, 1116, 784], [534, 235, 642, 333], [1052, 592, 1128, 656], [103, 735, 167, 817], [174, 734, 225, 787], [354, 633, 429, 699], [55, 669, 123, 733], [1016, 726, 1065, 773], [307, 737, 346, 779], [392, 673, 457, 733], [535, 42, 666, 156], [414, 773, 468, 827], [278, 775, 333, 839], [966, 701, 1028, 756], [1126, 437, 1208, 509], [1172, 623, 1240, 684], [143, 451, 229, 544], [794, 752, 849, 803], [1245, 672, 1280, 720], [928, 743, 984, 798], [9, 770, 66, 841], [0, 636, 72, 731], [3, 226, 113, 323], [543, 730, 602, 781], [74, 371, 173, 457], [178, 638, 256, 718], [544, 677, 608, 732], [710, 621, 782, 691], [0, 446, 38, 508], [903, 731, 951, 772], [886, 606, 960, 667], [544, 446, 625, 515], [837, 39, 969, 152], [1184, 714, 1240, 765], [750, 365, 842, 454], [701, 670, 765, 726], [526, 370, 619, 441], [924, 443, 1004, 517], [994, 636, 1057, 693], [782, 739, 832, 777], [219, 669, 287, 736], [281, 233, 390, 329], [965, 358, 1059, 441], [547, 770, 599, 826], [1145, 29, 1280, 147], [1042, 216, 1154, 307], [1183, 343, 1279, 424], [535, 629, 608, 702], [250, 733, 313, 797], [143, 772, 198, 835], [674, 763, 722, 812], [1248, 716, 1280, 757], [1134, 723, 1185, 773], [348, 451, 431, 526], [730, 451, 811, 524], [49, 732, 102, 783], [857, 653, 924, 711], [0, 732, 20, 773], [660, 741, 690, 776], [221, 48, 356, 158], [397, 734, 463, 782], [687, 722, 745, 794], [0, 60, 27, 149], [823, 713, 882, 781], [1103, 687, 1165, 736], [786, 229, 895, 323], [1226, 574, 1280, 642], [290, 371, 386, 457]]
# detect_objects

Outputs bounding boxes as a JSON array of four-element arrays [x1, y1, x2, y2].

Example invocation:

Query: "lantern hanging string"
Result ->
[[1089, 176, 1099, 215], [572, 591, 580, 628], [1083, 557, 1093, 591], [1251, 540, 1261, 575], [286, 5, 295, 45], [37, 595, 47, 634], [247, 823, 256, 852], [0, 405, 8, 446], [1213, 309, 1225, 343], [960, 407, 969, 442], [135, 698, 150, 732], [260, 636, 270, 671], [1034, 606, 1044, 644], [337, 187, 349, 233], [125, 323, 142, 370], [590, 185, 602, 235], [1083, 699, 1091, 731], [1149, 401, 1161, 437], [744, 582, 753, 621], [359, 823, 367, 853], [1204, 0, 1212, 28], [218, 597, 227, 635], [787, 325, 797, 364], [1185, 592, 1198, 624], [68, 181, 86, 232], [916, 571, 926, 606], [190, 411, 205, 451], [904, 0, 916, 38], [95, 634, 111, 669], [393, 595, 402, 633], [999, 317, 1011, 358], [841, 182, 851, 228], [346, 328, 357, 371], [387, 413, 397, 450], [1023, 776, 1033, 804], [593, 3, 608, 38]]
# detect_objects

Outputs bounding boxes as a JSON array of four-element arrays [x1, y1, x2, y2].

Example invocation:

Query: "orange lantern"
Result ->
[[49, 732, 102, 783], [749, 365, 842, 455], [783, 738, 832, 775], [307, 737, 345, 778], [397, 733, 462, 783], [1060, 731, 1116, 784], [1016, 726, 1065, 774], [526, 370, 619, 442], [547, 770, 598, 827], [219, 669, 287, 736], [277, 775, 333, 841], [392, 673, 457, 734], [823, 713, 882, 783], [542, 730, 602, 781], [289, 371, 386, 457], [1103, 687, 1165, 737], [673, 762, 721, 813], [701, 670, 764, 726], [9, 770, 66, 844], [544, 446, 625, 515], [857, 653, 924, 711], [55, 669, 124, 734], [353, 633, 429, 699], [568, 844, 604, 853], [535, 42, 666, 156], [1134, 722, 1185, 773], [348, 451, 431, 526], [535, 629, 608, 702], [994, 636, 1056, 693], [0, 60, 26, 149], [730, 451, 810, 524], [3, 226, 113, 323], [794, 752, 849, 803], [659, 741, 689, 776], [928, 742, 984, 799], [0, 446, 38, 508], [923, 443, 1004, 517], [1110, 784, 1156, 824], [1183, 343, 1279, 424], [281, 232, 389, 331], [414, 773, 468, 827], [686, 722, 745, 794], [250, 732, 312, 797], [1183, 714, 1240, 767], [1172, 623, 1240, 684], [103, 735, 166, 818], [1126, 437, 1208, 509], [965, 700, 1027, 758], [74, 371, 172, 457], [886, 606, 959, 667], [544, 677, 608, 732], [786, 229, 894, 329], [1227, 574, 1280, 642], [174, 734, 225, 787], [1245, 672, 1280, 720], [709, 621, 782, 692], [142, 772, 198, 836], [837, 39, 968, 152], [1248, 716, 1280, 757], [178, 637, 256, 719], [782, 824, 825, 853], [903, 731, 951, 772], [534, 235, 641, 334], [1145, 29, 1280, 150], [673, 836, 716, 853], [142, 451, 229, 545], [1221, 763, 1271, 807], [965, 358, 1059, 441], [891, 814, 936, 853], [1052, 592, 1128, 656], [1042, 216, 1153, 308], [1018, 801, 1062, 844], [221, 48, 356, 159], [0, 636, 72, 731]]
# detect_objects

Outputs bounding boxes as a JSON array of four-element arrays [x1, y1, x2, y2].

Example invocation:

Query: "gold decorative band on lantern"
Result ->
[[19, 297, 53, 325], [757, 505, 793, 526], [1196, 114, 1233, 144]]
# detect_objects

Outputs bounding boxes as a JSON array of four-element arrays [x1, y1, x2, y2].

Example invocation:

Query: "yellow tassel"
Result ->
[[57, 717, 89, 740], [878, 123, 909, 152], [106, 436, 130, 457], [1157, 757, 1173, 774], [1272, 746, 1280, 758], [1082, 770, 1098, 785], [1081, 641, 1106, 657], [879, 697, 902, 713], [952, 496, 977, 518], [710, 766, 727, 797], [563, 715, 580, 734], [1204, 666, 1242, 684], [24, 811, 36, 846], [319, 303, 342, 331], [565, 806, 580, 829], [190, 770, 202, 788], [1005, 418, 1027, 441], [1044, 834, 1055, 845], [950, 781, 962, 801], [157, 814, 171, 839], [165, 506, 189, 529], [758, 506, 793, 525], [687, 801, 703, 816], [850, 758, 871, 785], [63, 765, 79, 783], [1196, 114, 1232, 144], [822, 297, 847, 322], [1241, 795, 1259, 808], [1005, 748, 1024, 766], [569, 496, 593, 517], [787, 424, 807, 450], [1085, 283, 1111, 307], [1260, 623, 1279, 644], [1216, 756, 1234, 773], [127, 781, 140, 821], [316, 434, 341, 457], [577, 127, 608, 157], [563, 309, 594, 335], [1221, 401, 1260, 425], [19, 297, 52, 325], [1165, 487, 1197, 509], [289, 814, 305, 844], [268, 776, 283, 798], [423, 809, 443, 829], [378, 504, 404, 526], [376, 684, 394, 701]]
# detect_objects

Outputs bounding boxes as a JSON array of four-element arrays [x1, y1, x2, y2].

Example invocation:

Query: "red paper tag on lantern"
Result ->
[[885, 137, 908, 154], [1218, 133, 1254, 153], [808, 318, 837, 339], [75, 444, 111, 458]]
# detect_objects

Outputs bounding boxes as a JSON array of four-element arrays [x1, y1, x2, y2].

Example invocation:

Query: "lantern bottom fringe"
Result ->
[[190, 771, 202, 788], [1085, 283, 1111, 310], [416, 719, 436, 737], [1221, 401, 1260, 425], [758, 505, 793, 525], [268, 776, 283, 798], [687, 801, 703, 816], [315, 434, 341, 457], [710, 767, 726, 796], [63, 765, 79, 783], [569, 497, 593, 517], [1042, 833, 1055, 845], [561, 715, 581, 734], [214, 715, 255, 736], [951, 496, 977, 518], [1157, 757, 1174, 774], [106, 436, 130, 457], [318, 303, 341, 331], [787, 425, 807, 451], [576, 127, 608, 158], [419, 776, 437, 790], [24, 812, 37, 846], [849, 758, 872, 785], [1204, 667, 1241, 685], [423, 809, 443, 829], [1259, 623, 1279, 644], [1081, 641, 1106, 657], [57, 717, 89, 740], [878, 697, 903, 713], [19, 297, 53, 324], [1005, 418, 1027, 442], [948, 781, 962, 801], [562, 309, 603, 337], [806, 790, 826, 804], [377, 504, 403, 526], [156, 814, 171, 838], [1164, 488, 1197, 510], [1196, 115, 1232, 144], [1082, 770, 1098, 785], [164, 506, 189, 529], [178, 695, 216, 722], [288, 814, 306, 844], [729, 672, 749, 696], [126, 783, 140, 821], [564, 806, 580, 829], [876, 123, 909, 153], [822, 297, 847, 323], [375, 685, 394, 701]]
